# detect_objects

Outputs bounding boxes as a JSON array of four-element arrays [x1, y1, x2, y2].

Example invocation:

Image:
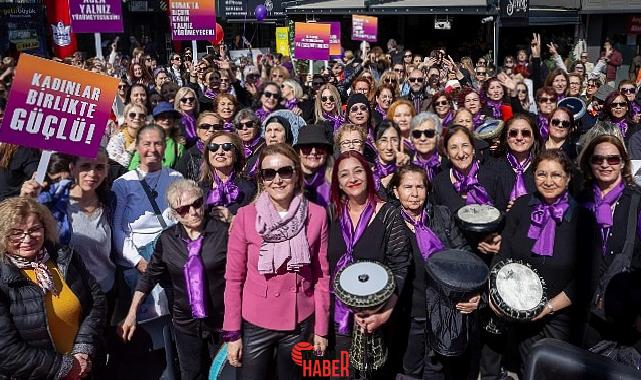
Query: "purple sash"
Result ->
[[538, 114, 549, 140], [183, 234, 207, 318], [304, 169, 331, 207], [206, 171, 240, 207], [584, 181, 625, 255], [413, 150, 440, 182], [452, 161, 493, 205]]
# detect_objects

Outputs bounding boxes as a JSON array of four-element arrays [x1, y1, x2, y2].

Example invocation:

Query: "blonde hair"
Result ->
[[166, 179, 204, 211], [0, 197, 58, 257], [282, 79, 304, 100], [314, 84, 343, 123], [334, 123, 367, 148], [174, 87, 200, 114]]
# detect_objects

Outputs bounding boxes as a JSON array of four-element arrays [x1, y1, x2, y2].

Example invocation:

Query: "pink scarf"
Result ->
[[255, 192, 310, 274]]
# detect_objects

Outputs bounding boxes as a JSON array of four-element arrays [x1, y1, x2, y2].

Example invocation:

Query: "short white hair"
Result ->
[[411, 112, 442, 138], [166, 179, 203, 210]]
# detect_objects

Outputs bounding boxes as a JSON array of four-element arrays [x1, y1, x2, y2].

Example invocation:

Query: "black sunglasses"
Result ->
[[621, 87, 636, 95], [263, 91, 280, 99], [128, 112, 145, 119], [300, 145, 328, 155], [384, 78, 397, 84], [237, 121, 257, 130], [350, 104, 368, 113], [590, 155, 622, 166], [508, 129, 532, 138], [321, 95, 335, 102], [550, 118, 571, 129], [411, 129, 437, 139], [180, 97, 196, 104], [611, 101, 628, 108], [260, 166, 295, 181], [173, 198, 204, 215], [434, 100, 449, 107], [408, 77, 424, 83], [199, 123, 225, 131], [207, 142, 235, 152]]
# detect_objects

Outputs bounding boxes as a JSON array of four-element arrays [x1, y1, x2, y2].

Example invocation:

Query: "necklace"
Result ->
[[137, 168, 163, 199]]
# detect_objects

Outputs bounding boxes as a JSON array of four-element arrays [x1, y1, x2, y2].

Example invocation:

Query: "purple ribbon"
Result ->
[[323, 113, 345, 133], [243, 136, 262, 159], [182, 113, 197, 144], [452, 161, 493, 205], [612, 117, 629, 137], [304, 169, 331, 207], [223, 121, 234, 131], [206, 171, 240, 207], [538, 114, 549, 140], [284, 98, 298, 110], [403, 138, 416, 155], [506, 151, 532, 202], [196, 140, 205, 154], [373, 159, 397, 190], [527, 192, 569, 256], [255, 107, 272, 122], [486, 100, 502, 119], [375, 104, 387, 119], [334, 201, 376, 334], [413, 149, 440, 182], [472, 112, 485, 130], [204, 88, 218, 100], [183, 234, 207, 318], [631, 102, 641, 118], [441, 111, 454, 127], [400, 208, 445, 260], [585, 181, 625, 255]]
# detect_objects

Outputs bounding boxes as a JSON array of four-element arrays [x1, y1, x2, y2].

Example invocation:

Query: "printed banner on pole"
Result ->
[[69, 0, 124, 33], [169, 0, 216, 41], [327, 22, 342, 59], [276, 26, 290, 57], [352, 15, 377, 42], [294, 22, 330, 61], [0, 54, 119, 158]]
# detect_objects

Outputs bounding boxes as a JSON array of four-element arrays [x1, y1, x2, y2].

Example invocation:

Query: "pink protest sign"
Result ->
[[169, 0, 217, 41], [352, 15, 377, 42], [0, 54, 119, 158], [69, 0, 124, 33], [294, 22, 330, 61]]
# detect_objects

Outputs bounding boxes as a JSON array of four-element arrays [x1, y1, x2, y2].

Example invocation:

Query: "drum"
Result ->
[[455, 204, 504, 234], [489, 260, 548, 321], [208, 343, 237, 380], [474, 118, 504, 140], [333, 261, 396, 372], [558, 97, 586, 121]]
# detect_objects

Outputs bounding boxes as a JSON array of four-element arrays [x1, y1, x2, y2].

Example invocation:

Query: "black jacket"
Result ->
[[175, 144, 203, 181], [136, 217, 228, 335], [0, 147, 40, 202], [200, 177, 257, 216], [0, 244, 106, 380]]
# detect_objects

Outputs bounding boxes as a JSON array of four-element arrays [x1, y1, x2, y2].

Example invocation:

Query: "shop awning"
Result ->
[[580, 0, 641, 13], [285, 0, 368, 14], [284, 0, 491, 15]]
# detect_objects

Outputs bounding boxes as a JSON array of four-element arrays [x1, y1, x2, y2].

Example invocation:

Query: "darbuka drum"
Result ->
[[209, 343, 236, 380], [474, 118, 504, 140], [489, 260, 548, 321], [333, 261, 396, 372], [455, 204, 504, 234], [558, 97, 586, 121]]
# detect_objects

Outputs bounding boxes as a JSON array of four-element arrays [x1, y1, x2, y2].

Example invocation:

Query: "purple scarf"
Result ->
[[323, 113, 345, 133], [284, 98, 298, 110], [413, 150, 440, 182], [243, 136, 262, 159], [304, 169, 331, 207], [472, 112, 485, 130], [631, 102, 641, 119], [206, 171, 240, 207], [585, 181, 625, 255], [204, 88, 218, 100], [452, 161, 493, 205], [334, 201, 376, 334], [410, 92, 424, 113], [196, 140, 205, 154], [403, 138, 416, 155], [611, 117, 629, 137], [182, 113, 197, 144], [375, 104, 387, 119], [373, 159, 397, 190], [401, 208, 445, 260], [255, 107, 272, 122], [538, 114, 550, 140], [506, 151, 532, 202], [183, 234, 207, 318], [486, 100, 502, 119], [527, 192, 570, 256], [441, 111, 454, 127]]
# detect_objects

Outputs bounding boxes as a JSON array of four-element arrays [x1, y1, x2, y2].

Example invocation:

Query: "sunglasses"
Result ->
[[538, 96, 556, 103], [173, 198, 204, 215], [118, 84, 128, 89], [207, 142, 235, 152], [611, 101, 628, 108], [321, 95, 336, 103], [393, 68, 405, 73], [590, 155, 622, 166], [408, 77, 424, 83], [475, 71, 487, 76], [587, 83, 598, 88], [517, 89, 527, 94], [434, 100, 449, 107], [180, 97, 195, 104], [550, 118, 571, 128], [404, 54, 413, 58], [260, 166, 295, 181], [508, 129, 532, 138], [199, 123, 225, 131], [384, 78, 397, 84], [312, 81, 325, 87], [128, 112, 145, 119], [263, 91, 280, 99], [350, 104, 368, 113], [621, 87, 636, 95], [505, 60, 514, 64], [172, 57, 182, 61], [237, 121, 257, 130], [411, 129, 436, 139], [300, 145, 328, 155]]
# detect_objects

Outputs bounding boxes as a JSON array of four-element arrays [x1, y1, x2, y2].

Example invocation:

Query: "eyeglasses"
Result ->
[[621, 87, 636, 95], [508, 129, 532, 139], [220, 78, 230, 83], [118, 84, 128, 89], [393, 68, 405, 73], [535, 171, 567, 182], [550, 118, 571, 128], [173, 198, 204, 215], [340, 139, 363, 147], [260, 166, 295, 181], [207, 142, 235, 152], [384, 78, 397, 84], [180, 97, 196, 104], [128, 112, 145, 119], [587, 83, 598, 88], [408, 77, 424, 83], [8, 225, 44, 244], [538, 96, 556, 103], [611, 101, 628, 108], [321, 95, 336, 103], [272, 74, 285, 79], [434, 100, 449, 107], [411, 129, 437, 139], [516, 89, 527, 94], [300, 145, 328, 155], [505, 60, 514, 64], [580, 55, 588, 59], [199, 123, 225, 131], [404, 54, 413, 58], [237, 121, 257, 130], [475, 71, 487, 76], [172, 57, 182, 61], [263, 91, 280, 100], [350, 104, 368, 113], [590, 155, 622, 166]]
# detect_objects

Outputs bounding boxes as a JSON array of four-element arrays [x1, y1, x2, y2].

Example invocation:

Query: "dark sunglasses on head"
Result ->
[[434, 100, 449, 107], [300, 145, 327, 155], [621, 87, 636, 95], [611, 101, 628, 108], [263, 91, 280, 99], [180, 97, 195, 104], [207, 142, 235, 152], [550, 118, 571, 128], [128, 112, 145, 119], [173, 197, 204, 215], [411, 129, 436, 139], [237, 121, 257, 130], [321, 95, 336, 103], [350, 104, 368, 113], [260, 166, 295, 181], [408, 77, 424, 83], [590, 155, 622, 166], [199, 123, 225, 131], [508, 129, 532, 138]]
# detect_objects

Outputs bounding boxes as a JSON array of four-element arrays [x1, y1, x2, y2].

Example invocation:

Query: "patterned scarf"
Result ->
[[410, 92, 424, 113], [8, 249, 58, 295], [538, 114, 550, 140], [611, 117, 629, 137], [255, 107, 272, 123]]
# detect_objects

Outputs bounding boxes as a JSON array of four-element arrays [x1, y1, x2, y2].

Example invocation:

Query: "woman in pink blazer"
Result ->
[[223, 143, 331, 379]]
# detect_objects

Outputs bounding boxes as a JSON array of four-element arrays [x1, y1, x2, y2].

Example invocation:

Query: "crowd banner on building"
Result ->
[[69, 0, 124, 33], [352, 15, 377, 42], [169, 0, 216, 41], [294, 22, 330, 61], [0, 54, 119, 158], [276, 26, 290, 57], [327, 21, 342, 59], [627, 15, 641, 34]]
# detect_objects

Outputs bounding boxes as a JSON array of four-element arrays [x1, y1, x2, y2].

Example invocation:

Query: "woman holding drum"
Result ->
[[491, 149, 582, 375], [328, 150, 411, 379]]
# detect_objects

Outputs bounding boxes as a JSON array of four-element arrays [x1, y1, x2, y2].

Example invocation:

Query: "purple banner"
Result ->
[[328, 22, 342, 59], [294, 22, 330, 61], [170, 0, 217, 41], [69, 0, 124, 33], [352, 15, 377, 42]]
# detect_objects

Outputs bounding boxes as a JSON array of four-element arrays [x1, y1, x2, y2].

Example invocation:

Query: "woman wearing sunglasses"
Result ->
[[577, 135, 641, 360], [543, 107, 577, 160], [121, 179, 229, 380], [327, 150, 411, 378], [379, 71, 400, 97], [617, 80, 640, 123], [409, 113, 443, 183], [372, 84, 395, 127], [534, 87, 558, 140], [107, 103, 147, 169], [295, 125, 333, 208], [314, 84, 344, 133], [431, 91, 455, 128], [223, 143, 330, 380], [176, 112, 226, 181], [601, 90, 640, 142], [254, 82, 283, 123], [201, 131, 255, 223], [174, 87, 200, 148], [346, 94, 376, 154], [234, 108, 264, 178]]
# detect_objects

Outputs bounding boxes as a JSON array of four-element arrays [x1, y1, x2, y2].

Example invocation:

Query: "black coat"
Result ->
[[0, 244, 106, 379], [0, 147, 40, 202], [175, 144, 203, 181], [486, 156, 536, 212], [136, 217, 228, 334]]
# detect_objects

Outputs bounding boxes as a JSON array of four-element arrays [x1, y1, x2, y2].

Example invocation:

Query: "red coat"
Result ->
[[223, 201, 330, 336]]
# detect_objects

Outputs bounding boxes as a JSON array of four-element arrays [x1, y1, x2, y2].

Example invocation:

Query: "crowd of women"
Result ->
[[0, 31, 640, 380]]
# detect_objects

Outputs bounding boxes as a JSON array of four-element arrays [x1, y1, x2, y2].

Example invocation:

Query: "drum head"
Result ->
[[425, 249, 489, 293], [455, 204, 503, 234], [334, 261, 395, 310], [474, 119, 503, 140], [558, 97, 586, 121], [489, 260, 547, 321]]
